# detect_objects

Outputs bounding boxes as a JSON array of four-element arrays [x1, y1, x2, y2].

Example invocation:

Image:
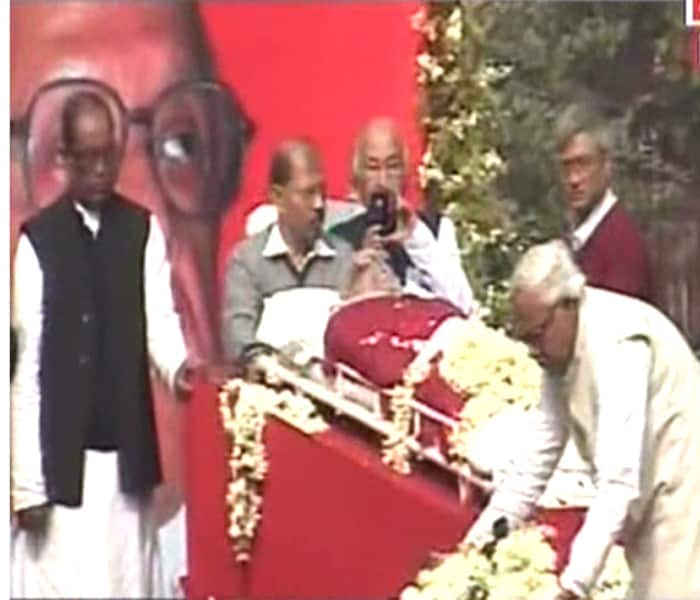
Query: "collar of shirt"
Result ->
[[73, 201, 101, 238], [262, 223, 336, 261], [562, 288, 588, 389], [570, 189, 618, 252]]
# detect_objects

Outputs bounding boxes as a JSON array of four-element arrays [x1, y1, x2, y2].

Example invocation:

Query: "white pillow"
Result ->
[[255, 287, 340, 358]]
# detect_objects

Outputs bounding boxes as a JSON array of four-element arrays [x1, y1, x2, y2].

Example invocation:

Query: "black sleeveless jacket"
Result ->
[[23, 194, 162, 506]]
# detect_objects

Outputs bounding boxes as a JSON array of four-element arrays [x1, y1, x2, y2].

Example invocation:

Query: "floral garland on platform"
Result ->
[[218, 378, 328, 562], [438, 318, 541, 468], [381, 317, 542, 475], [382, 360, 430, 473], [400, 524, 631, 600], [382, 383, 414, 474], [401, 524, 559, 600], [219, 381, 267, 562]]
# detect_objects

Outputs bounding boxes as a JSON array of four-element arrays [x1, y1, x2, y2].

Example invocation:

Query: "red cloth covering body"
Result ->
[[576, 202, 653, 302], [324, 295, 466, 448]]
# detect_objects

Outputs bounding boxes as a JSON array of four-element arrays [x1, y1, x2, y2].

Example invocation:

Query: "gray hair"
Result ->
[[554, 103, 613, 158], [350, 117, 409, 189], [511, 240, 586, 305]]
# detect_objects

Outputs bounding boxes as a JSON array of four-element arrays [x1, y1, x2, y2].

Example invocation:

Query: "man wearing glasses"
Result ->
[[465, 240, 700, 600], [556, 103, 653, 303], [329, 118, 474, 313], [10, 1, 250, 596]]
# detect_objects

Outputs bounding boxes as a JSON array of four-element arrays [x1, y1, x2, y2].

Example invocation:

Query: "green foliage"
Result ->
[[416, 0, 700, 326], [485, 1, 700, 224]]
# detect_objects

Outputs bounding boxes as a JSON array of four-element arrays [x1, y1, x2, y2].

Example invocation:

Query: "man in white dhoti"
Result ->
[[11, 3, 254, 593], [11, 92, 194, 598], [465, 240, 700, 600]]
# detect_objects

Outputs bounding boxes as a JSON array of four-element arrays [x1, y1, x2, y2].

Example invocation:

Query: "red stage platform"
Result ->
[[185, 381, 585, 599]]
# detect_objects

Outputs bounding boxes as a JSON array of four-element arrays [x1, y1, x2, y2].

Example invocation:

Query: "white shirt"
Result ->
[[403, 216, 474, 313], [435, 216, 474, 312], [570, 189, 618, 252], [467, 339, 649, 597], [261, 223, 337, 261], [11, 205, 188, 512]]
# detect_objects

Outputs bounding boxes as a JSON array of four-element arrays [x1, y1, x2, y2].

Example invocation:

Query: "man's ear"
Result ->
[[269, 184, 285, 208], [602, 152, 613, 182]]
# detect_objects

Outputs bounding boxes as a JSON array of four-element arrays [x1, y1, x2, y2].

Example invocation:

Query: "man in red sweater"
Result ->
[[555, 104, 653, 302]]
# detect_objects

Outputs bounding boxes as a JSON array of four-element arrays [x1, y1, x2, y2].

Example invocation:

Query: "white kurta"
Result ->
[[467, 287, 700, 600], [402, 216, 474, 314], [11, 206, 187, 598]]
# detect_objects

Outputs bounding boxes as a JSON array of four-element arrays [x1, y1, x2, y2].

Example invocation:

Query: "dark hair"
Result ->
[[61, 90, 114, 150], [268, 138, 321, 188]]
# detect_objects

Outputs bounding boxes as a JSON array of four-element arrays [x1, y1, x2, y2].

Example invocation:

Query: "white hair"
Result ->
[[511, 240, 586, 305], [350, 117, 409, 189]]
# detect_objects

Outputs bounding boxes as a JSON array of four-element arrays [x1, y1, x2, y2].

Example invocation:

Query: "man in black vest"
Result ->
[[11, 91, 193, 597]]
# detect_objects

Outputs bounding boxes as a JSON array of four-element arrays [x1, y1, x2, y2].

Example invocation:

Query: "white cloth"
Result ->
[[255, 287, 340, 358], [435, 216, 474, 312], [157, 505, 187, 598], [466, 409, 595, 509], [11, 205, 187, 597], [467, 288, 700, 599], [403, 217, 473, 313], [11, 451, 164, 598], [570, 188, 618, 252], [467, 341, 648, 597]]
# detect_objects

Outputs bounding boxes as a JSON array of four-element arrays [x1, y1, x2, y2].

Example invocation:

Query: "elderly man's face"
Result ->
[[357, 127, 405, 205], [511, 289, 578, 374], [11, 2, 225, 362], [63, 102, 120, 208]]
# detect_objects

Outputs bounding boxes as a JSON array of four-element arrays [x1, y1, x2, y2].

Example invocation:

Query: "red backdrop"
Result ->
[[200, 1, 424, 268]]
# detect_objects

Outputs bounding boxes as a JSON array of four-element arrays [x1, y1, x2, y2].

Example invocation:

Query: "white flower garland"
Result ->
[[383, 318, 542, 475], [400, 525, 631, 600], [438, 318, 542, 468], [382, 357, 433, 474], [382, 382, 415, 474], [219, 378, 328, 562], [401, 525, 560, 600]]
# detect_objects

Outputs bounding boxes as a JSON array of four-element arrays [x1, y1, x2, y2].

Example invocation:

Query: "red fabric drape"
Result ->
[[200, 1, 424, 270], [187, 6, 585, 597]]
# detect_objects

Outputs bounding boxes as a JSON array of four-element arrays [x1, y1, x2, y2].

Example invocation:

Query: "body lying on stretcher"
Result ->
[[247, 249, 595, 510]]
